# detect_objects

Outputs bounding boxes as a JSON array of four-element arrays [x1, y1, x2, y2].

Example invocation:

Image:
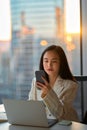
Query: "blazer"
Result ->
[[28, 76, 79, 121]]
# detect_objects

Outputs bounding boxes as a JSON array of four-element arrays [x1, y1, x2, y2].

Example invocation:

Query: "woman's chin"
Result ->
[[47, 72, 53, 76]]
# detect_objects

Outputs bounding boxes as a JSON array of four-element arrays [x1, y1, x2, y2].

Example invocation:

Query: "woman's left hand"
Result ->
[[36, 76, 51, 98]]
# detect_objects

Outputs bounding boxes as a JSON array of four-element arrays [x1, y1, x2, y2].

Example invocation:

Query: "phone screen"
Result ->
[[35, 70, 46, 84]]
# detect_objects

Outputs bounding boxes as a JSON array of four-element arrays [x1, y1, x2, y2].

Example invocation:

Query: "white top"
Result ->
[[28, 76, 79, 121]]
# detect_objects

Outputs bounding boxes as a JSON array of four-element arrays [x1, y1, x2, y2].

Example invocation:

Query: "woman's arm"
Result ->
[[43, 82, 78, 120], [28, 78, 36, 100]]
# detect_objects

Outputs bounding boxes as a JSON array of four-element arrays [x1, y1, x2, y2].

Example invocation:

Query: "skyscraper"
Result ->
[[10, 0, 64, 99]]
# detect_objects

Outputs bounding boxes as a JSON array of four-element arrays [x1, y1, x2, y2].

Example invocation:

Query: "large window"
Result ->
[[0, 0, 82, 119]]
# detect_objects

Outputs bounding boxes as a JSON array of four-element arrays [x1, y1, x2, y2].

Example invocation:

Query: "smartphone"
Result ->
[[35, 70, 46, 84], [58, 120, 72, 126]]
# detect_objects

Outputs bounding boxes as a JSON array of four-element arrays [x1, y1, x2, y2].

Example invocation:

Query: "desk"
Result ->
[[0, 122, 87, 130], [0, 105, 87, 130]]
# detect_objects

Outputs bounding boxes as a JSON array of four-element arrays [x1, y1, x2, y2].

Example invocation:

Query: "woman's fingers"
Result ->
[[36, 82, 48, 90], [36, 76, 51, 94], [36, 82, 44, 87], [41, 76, 48, 85], [36, 81, 51, 98], [42, 76, 51, 90]]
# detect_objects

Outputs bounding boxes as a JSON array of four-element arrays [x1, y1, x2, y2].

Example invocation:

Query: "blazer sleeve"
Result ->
[[43, 81, 78, 120], [28, 78, 36, 100]]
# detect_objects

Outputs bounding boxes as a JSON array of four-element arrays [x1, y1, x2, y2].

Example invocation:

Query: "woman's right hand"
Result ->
[[36, 76, 51, 98]]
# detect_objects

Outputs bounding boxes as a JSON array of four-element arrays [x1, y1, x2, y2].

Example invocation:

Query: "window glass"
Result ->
[[82, 0, 87, 76], [0, 0, 80, 101]]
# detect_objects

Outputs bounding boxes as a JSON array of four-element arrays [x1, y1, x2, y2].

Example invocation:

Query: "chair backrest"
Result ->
[[74, 76, 87, 122], [82, 111, 87, 124]]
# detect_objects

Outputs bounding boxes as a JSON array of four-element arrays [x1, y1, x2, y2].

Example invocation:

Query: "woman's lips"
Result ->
[[47, 69, 53, 71]]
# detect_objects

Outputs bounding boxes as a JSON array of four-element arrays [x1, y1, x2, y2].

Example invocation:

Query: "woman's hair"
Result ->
[[39, 45, 75, 81]]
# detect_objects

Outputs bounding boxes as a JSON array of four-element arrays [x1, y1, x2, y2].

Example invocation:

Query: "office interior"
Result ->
[[0, 0, 87, 123]]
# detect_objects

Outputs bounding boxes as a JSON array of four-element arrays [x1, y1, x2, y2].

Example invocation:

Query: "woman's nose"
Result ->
[[48, 61, 52, 67]]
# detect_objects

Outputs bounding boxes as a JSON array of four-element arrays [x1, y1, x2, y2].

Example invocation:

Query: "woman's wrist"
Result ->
[[41, 93, 46, 98], [41, 88, 51, 98]]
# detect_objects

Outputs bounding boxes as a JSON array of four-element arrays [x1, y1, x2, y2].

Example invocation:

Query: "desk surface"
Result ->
[[0, 105, 87, 130], [0, 121, 87, 130]]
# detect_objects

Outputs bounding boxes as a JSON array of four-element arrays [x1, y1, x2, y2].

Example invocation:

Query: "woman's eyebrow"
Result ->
[[52, 58, 58, 60], [43, 58, 48, 60], [43, 58, 58, 60]]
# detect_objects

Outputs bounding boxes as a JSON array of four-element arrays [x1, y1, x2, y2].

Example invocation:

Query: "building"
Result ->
[[10, 0, 64, 99]]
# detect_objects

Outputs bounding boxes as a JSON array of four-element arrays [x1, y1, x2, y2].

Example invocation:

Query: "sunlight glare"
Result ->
[[65, 0, 80, 33], [0, 0, 11, 41]]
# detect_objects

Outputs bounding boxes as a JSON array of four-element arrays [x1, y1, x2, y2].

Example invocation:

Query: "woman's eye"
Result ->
[[52, 60, 57, 63], [44, 60, 48, 63]]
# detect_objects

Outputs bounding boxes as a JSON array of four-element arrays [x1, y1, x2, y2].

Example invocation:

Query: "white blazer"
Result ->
[[29, 76, 79, 121]]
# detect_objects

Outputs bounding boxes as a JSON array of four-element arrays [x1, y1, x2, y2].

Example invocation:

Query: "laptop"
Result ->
[[3, 99, 58, 127]]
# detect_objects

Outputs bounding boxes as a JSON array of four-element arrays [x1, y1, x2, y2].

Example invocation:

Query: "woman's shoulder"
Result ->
[[56, 76, 78, 88], [63, 78, 78, 89]]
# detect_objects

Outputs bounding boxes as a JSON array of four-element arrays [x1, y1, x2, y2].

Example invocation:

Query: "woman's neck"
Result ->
[[49, 75, 58, 88]]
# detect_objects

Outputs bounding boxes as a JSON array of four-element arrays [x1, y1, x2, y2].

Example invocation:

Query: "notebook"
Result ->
[[3, 99, 58, 127]]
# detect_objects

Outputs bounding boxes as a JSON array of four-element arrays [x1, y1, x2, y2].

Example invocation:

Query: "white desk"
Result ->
[[0, 122, 87, 130], [0, 105, 87, 130]]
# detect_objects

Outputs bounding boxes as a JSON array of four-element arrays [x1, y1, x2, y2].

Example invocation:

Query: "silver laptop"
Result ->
[[3, 99, 58, 127]]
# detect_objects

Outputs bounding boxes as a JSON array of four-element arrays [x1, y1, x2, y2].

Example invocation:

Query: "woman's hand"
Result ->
[[36, 76, 51, 98]]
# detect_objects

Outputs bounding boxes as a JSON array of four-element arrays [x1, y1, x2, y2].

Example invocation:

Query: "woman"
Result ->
[[29, 45, 79, 121]]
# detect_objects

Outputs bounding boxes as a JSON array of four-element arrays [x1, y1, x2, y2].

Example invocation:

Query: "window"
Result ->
[[0, 0, 82, 120]]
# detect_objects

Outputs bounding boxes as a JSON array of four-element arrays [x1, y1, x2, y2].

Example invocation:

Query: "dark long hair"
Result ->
[[39, 45, 76, 82]]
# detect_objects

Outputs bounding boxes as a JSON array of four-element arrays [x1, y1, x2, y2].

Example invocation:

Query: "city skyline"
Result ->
[[0, 1, 83, 120], [0, 0, 80, 42]]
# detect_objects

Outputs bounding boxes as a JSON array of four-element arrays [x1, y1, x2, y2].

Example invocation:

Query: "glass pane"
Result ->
[[82, 0, 87, 76], [0, 0, 80, 103]]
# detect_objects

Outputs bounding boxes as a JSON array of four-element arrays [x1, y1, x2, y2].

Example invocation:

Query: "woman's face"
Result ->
[[43, 50, 60, 77]]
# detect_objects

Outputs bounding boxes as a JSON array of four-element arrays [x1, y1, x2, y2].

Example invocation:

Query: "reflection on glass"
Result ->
[[65, 0, 80, 33], [64, 0, 80, 51], [0, 1, 80, 120], [0, 0, 11, 41]]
